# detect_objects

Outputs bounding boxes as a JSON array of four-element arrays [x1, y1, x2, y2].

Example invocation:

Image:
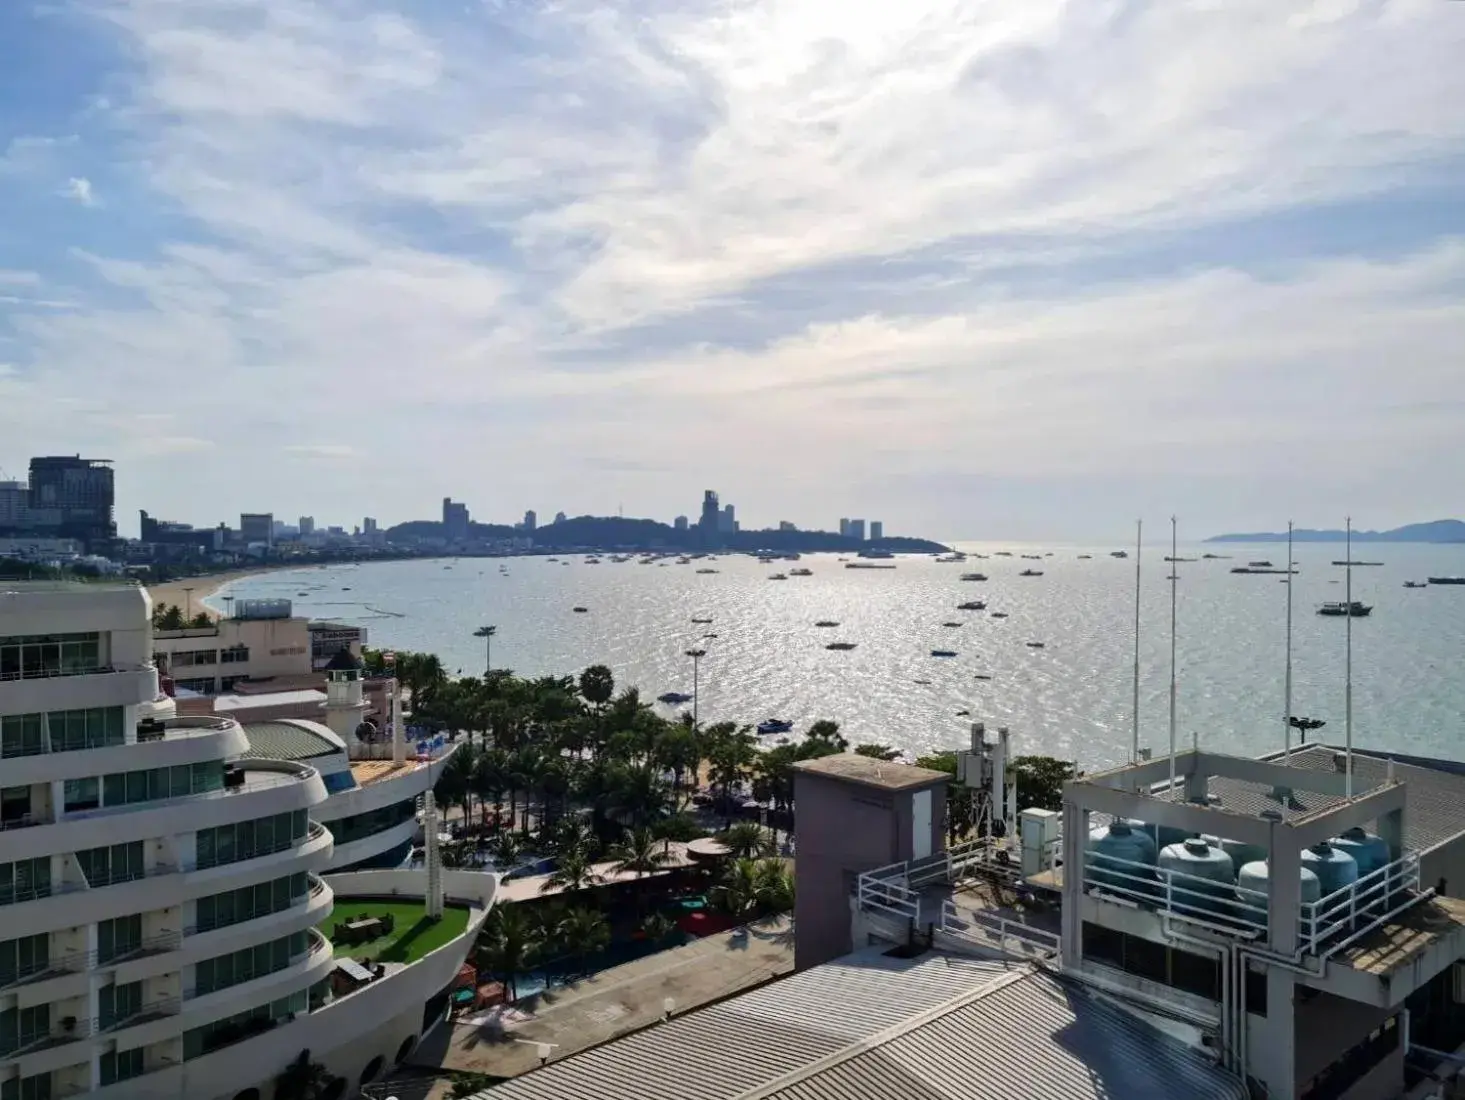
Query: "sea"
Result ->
[[208, 542, 1465, 771]]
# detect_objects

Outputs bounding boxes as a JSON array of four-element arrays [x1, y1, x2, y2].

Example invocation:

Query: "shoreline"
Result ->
[[146, 566, 285, 620]]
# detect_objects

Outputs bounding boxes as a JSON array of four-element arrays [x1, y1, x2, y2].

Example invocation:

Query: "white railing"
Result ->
[[1299, 851, 1421, 953], [855, 860, 920, 921], [940, 899, 1061, 962]]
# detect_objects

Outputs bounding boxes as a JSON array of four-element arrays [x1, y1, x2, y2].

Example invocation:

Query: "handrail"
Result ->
[[940, 899, 1061, 961], [0, 662, 153, 683]]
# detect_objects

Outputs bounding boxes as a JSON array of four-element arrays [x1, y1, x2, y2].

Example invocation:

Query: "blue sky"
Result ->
[[1, 0, 1463, 541]]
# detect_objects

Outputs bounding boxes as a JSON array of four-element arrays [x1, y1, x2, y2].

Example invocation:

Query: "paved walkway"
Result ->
[[411, 917, 793, 1087]]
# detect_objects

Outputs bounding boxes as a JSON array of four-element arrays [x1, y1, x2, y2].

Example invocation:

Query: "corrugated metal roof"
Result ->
[[759, 970, 1250, 1100], [240, 720, 343, 761], [483, 949, 1013, 1100], [1198, 744, 1465, 852]]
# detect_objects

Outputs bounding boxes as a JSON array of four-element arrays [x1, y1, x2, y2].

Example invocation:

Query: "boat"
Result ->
[[814, 620, 840, 627], [935, 554, 967, 563], [957, 600, 987, 611], [1202, 553, 1227, 559], [758, 556, 775, 564], [696, 568, 719, 574], [703, 632, 719, 639], [1318, 601, 1372, 617], [930, 649, 958, 658], [1110, 550, 1128, 558], [825, 642, 857, 650], [756, 718, 794, 735], [1164, 556, 1197, 563], [995, 551, 1013, 557], [572, 606, 588, 613], [857, 548, 895, 559], [1026, 641, 1046, 649], [1019, 569, 1044, 577], [956, 708, 970, 716], [1231, 566, 1297, 575], [1333, 560, 1383, 567], [769, 573, 789, 580], [1404, 581, 1427, 588], [1077, 554, 1092, 559], [846, 562, 896, 569], [657, 692, 693, 704], [942, 621, 964, 628], [789, 568, 813, 576], [1166, 574, 1179, 581], [959, 573, 988, 581], [991, 612, 1009, 618], [1248, 560, 1273, 568], [913, 678, 933, 685], [1020, 554, 1042, 560], [1428, 577, 1465, 585], [973, 673, 993, 680], [691, 616, 713, 623]]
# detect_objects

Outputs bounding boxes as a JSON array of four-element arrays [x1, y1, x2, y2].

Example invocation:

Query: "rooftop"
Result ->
[[478, 947, 1247, 1100], [213, 688, 327, 712], [241, 719, 344, 762], [322, 898, 471, 965], [349, 758, 427, 787], [793, 752, 950, 792]]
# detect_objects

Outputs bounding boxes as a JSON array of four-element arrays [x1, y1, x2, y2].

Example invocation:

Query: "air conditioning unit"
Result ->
[[223, 767, 246, 790]]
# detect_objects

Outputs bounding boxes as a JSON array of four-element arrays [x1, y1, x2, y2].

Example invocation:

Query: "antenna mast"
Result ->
[[1168, 515, 1179, 799], [1345, 516, 1354, 798], [1284, 520, 1294, 762], [1131, 519, 1142, 765]]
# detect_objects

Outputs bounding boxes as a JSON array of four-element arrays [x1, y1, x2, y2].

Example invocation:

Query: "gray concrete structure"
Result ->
[[791, 754, 948, 970]]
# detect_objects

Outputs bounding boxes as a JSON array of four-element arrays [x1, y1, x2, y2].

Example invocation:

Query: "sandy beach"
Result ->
[[146, 568, 273, 620]]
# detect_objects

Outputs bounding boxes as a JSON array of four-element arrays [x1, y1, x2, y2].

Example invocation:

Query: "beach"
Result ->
[[146, 568, 270, 620]]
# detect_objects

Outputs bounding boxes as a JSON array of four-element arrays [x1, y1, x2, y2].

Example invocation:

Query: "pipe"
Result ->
[[1132, 518, 1142, 766]]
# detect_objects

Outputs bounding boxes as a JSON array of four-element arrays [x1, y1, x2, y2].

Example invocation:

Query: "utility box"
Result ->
[[1021, 808, 1061, 878]]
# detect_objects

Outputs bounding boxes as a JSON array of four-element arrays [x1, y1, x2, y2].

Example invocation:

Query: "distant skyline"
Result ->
[[2, 2, 1463, 542]]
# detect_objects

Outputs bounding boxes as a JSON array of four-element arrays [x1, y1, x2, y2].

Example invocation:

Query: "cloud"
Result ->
[[0, 0, 1460, 537], [61, 177, 97, 206]]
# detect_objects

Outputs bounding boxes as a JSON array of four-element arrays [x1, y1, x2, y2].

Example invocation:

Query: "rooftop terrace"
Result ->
[[321, 899, 471, 965]]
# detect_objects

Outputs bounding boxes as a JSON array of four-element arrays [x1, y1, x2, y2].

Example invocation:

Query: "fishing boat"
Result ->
[[1019, 569, 1044, 577], [789, 568, 813, 576], [1428, 577, 1465, 585], [1026, 641, 1046, 649], [991, 611, 1008, 618], [572, 606, 588, 613], [1110, 550, 1128, 558], [814, 620, 840, 627], [959, 573, 988, 582], [941, 621, 964, 628], [825, 642, 857, 651], [930, 649, 958, 658], [1404, 581, 1427, 589], [691, 616, 713, 624], [696, 568, 719, 574], [769, 573, 789, 581], [1318, 601, 1372, 617], [957, 600, 987, 611], [756, 718, 794, 735], [657, 692, 693, 704]]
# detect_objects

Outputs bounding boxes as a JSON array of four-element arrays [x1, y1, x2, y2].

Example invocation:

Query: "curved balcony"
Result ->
[[0, 713, 249, 789], [184, 819, 335, 889], [182, 928, 335, 1025], [0, 662, 159, 715], [183, 875, 335, 961]]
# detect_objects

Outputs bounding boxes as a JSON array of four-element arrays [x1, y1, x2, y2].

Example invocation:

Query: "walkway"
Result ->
[[412, 917, 793, 1085]]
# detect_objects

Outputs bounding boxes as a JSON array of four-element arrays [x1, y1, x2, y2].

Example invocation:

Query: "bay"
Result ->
[[210, 541, 1465, 770]]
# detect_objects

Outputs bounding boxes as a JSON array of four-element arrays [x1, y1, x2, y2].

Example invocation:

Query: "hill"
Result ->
[[1206, 519, 1465, 543]]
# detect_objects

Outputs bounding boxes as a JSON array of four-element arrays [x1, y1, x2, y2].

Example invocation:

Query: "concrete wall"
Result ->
[[792, 772, 945, 970], [1423, 834, 1465, 900], [154, 618, 312, 690]]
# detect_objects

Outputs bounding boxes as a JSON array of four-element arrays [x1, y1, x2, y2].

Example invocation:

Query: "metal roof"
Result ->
[[1200, 744, 1465, 853], [482, 949, 1012, 1100], [240, 719, 344, 762], [758, 969, 1249, 1100]]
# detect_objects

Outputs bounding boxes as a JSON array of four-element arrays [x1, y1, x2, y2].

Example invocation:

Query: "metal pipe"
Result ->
[[1284, 520, 1294, 767], [1345, 516, 1355, 799], [1132, 518, 1142, 765], [1168, 515, 1179, 799]]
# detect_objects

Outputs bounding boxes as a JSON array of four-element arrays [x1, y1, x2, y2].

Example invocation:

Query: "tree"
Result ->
[[1011, 755, 1074, 812], [578, 664, 615, 710], [804, 720, 848, 752], [274, 1051, 334, 1100], [640, 910, 677, 945], [607, 826, 671, 878], [854, 743, 900, 760], [539, 846, 601, 895], [554, 907, 610, 978], [478, 906, 539, 1002], [719, 821, 771, 859], [151, 603, 186, 631]]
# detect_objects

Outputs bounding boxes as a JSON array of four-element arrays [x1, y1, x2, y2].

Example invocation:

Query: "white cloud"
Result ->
[[0, 0, 1460, 534], [61, 177, 96, 206]]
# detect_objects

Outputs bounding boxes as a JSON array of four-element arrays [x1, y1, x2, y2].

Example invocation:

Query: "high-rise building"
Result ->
[[838, 518, 851, 538], [699, 490, 720, 533], [239, 513, 274, 546], [870, 521, 884, 541], [27, 455, 115, 546], [778, 521, 796, 532], [522, 510, 537, 532], [299, 516, 315, 536], [849, 519, 866, 541], [718, 504, 737, 533], [673, 515, 689, 531], [0, 480, 30, 532], [441, 497, 470, 540], [554, 511, 567, 525], [362, 517, 378, 535]]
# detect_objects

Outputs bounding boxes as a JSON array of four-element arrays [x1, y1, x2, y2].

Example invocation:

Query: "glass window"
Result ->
[[0, 715, 44, 759], [0, 786, 32, 826], [79, 843, 143, 889], [0, 934, 49, 986], [0, 859, 51, 907], [100, 1046, 144, 1086], [98, 915, 142, 964], [63, 777, 100, 812]]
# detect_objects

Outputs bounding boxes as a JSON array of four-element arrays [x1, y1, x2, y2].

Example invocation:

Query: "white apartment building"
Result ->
[[2, 583, 495, 1100]]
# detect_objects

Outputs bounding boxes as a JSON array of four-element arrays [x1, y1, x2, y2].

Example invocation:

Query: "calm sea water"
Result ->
[[210, 542, 1465, 770]]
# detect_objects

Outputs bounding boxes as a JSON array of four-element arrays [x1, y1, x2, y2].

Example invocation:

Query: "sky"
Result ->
[[1, 0, 1463, 543]]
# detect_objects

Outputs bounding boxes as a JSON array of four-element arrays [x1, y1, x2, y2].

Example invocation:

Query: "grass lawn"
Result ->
[[322, 900, 471, 964]]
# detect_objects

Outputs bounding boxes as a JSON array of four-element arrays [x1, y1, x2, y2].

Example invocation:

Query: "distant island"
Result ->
[[1207, 519, 1465, 544], [384, 514, 950, 555]]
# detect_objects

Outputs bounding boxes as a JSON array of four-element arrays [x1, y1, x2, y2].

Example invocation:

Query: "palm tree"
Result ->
[[719, 821, 770, 860], [474, 625, 497, 676], [606, 827, 670, 879], [578, 664, 615, 710], [555, 907, 610, 978], [753, 858, 794, 913], [713, 857, 763, 920], [639, 911, 676, 945], [547, 816, 599, 860], [435, 742, 477, 825], [539, 846, 601, 896], [478, 906, 539, 1002]]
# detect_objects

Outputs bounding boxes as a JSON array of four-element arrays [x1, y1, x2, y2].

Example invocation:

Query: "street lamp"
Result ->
[[684, 648, 706, 730], [182, 586, 195, 621], [474, 625, 497, 676]]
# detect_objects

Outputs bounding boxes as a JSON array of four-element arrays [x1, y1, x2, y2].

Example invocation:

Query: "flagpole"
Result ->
[[1284, 521, 1294, 763], [1345, 516, 1354, 798], [1168, 515, 1178, 799], [1131, 519, 1142, 765]]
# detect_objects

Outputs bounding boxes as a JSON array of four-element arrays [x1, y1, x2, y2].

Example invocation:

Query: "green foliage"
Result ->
[[854, 743, 900, 760], [1011, 755, 1075, 812], [451, 1074, 500, 1099]]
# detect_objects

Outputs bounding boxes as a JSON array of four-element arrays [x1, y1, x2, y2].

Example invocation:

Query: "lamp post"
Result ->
[[685, 648, 706, 730], [182, 586, 194, 621], [474, 625, 497, 676]]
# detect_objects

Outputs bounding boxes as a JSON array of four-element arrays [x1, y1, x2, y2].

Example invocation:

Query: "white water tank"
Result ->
[[1021, 808, 1062, 878]]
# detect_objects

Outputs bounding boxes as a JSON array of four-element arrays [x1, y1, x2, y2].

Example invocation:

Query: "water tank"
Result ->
[[1330, 827, 1389, 880], [1087, 820, 1158, 894], [1236, 861, 1321, 926], [1302, 842, 1359, 900], [1220, 809, 1281, 870], [1159, 837, 1236, 920]]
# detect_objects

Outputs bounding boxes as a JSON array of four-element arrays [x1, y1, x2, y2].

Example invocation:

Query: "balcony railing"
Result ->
[[0, 662, 150, 684], [98, 932, 183, 965], [97, 996, 182, 1033], [0, 947, 92, 990], [0, 1015, 94, 1058]]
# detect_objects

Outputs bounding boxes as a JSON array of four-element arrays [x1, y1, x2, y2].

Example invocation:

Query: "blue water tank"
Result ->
[[1221, 809, 1281, 870], [1159, 837, 1236, 920], [1236, 860, 1321, 926], [1330, 827, 1389, 880], [1087, 820, 1158, 894], [1302, 842, 1359, 900]]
